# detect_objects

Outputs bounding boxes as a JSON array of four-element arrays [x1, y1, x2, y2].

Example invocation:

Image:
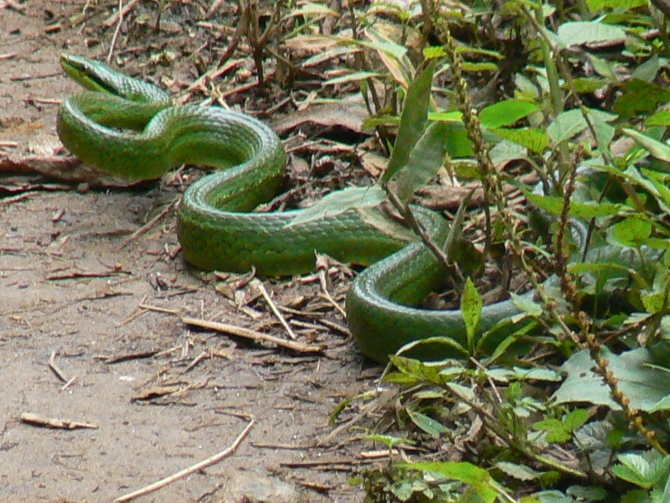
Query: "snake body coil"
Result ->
[[57, 54, 527, 363]]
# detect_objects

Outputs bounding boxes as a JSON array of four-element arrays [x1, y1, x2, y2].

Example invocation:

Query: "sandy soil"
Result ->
[[0, 2, 382, 501]]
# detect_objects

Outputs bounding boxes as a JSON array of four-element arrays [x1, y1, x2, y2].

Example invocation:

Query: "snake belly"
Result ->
[[57, 54, 527, 363]]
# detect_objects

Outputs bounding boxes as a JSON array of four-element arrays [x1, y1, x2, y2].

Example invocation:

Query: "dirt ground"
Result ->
[[0, 2, 386, 502]]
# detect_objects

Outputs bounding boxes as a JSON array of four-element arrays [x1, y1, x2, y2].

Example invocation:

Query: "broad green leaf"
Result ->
[[489, 140, 527, 164], [631, 55, 659, 82], [589, 54, 619, 81], [548, 109, 589, 144], [461, 277, 482, 351], [525, 191, 622, 218], [496, 462, 546, 481], [591, 113, 616, 151], [491, 127, 549, 153], [566, 485, 608, 501], [383, 59, 436, 182], [404, 462, 498, 503], [623, 127, 670, 163], [588, 0, 648, 10], [533, 418, 572, 443], [608, 216, 652, 247], [388, 355, 452, 385], [530, 491, 572, 503], [487, 366, 562, 383], [646, 111, 670, 126], [406, 409, 450, 438], [511, 293, 544, 317], [556, 21, 626, 47], [547, 108, 616, 145], [479, 100, 539, 128], [444, 123, 475, 158], [612, 451, 670, 489], [429, 110, 463, 123], [287, 186, 386, 227], [390, 121, 450, 204], [571, 77, 609, 93], [614, 79, 670, 118], [553, 348, 670, 411]]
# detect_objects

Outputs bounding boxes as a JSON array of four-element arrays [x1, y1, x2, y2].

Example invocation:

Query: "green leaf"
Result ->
[[646, 111, 670, 127], [612, 451, 670, 489], [487, 366, 562, 383], [566, 485, 608, 501], [324, 71, 383, 85], [287, 186, 387, 227], [631, 55, 659, 82], [390, 121, 450, 204], [571, 77, 608, 93], [479, 100, 539, 128], [461, 277, 482, 352], [362, 433, 410, 449], [496, 462, 547, 481], [556, 21, 626, 47], [608, 216, 652, 247], [588, 0, 648, 10], [623, 127, 670, 164], [383, 60, 436, 182], [547, 108, 617, 145], [525, 191, 622, 218], [406, 409, 450, 438], [553, 348, 670, 411], [491, 127, 550, 153], [533, 418, 572, 443], [614, 79, 670, 118], [460, 61, 498, 72], [388, 355, 448, 385], [511, 293, 544, 317], [404, 462, 498, 503]]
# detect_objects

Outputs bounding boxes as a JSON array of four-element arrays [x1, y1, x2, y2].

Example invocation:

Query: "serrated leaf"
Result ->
[[525, 191, 622, 218], [556, 21, 626, 47], [479, 100, 539, 128], [612, 451, 670, 489], [491, 127, 549, 153], [553, 348, 670, 411], [496, 462, 546, 481], [287, 186, 387, 227], [390, 121, 450, 203], [383, 60, 436, 182], [608, 216, 652, 247]]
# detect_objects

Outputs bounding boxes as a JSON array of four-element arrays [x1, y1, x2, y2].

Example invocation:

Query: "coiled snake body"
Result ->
[[57, 54, 527, 363]]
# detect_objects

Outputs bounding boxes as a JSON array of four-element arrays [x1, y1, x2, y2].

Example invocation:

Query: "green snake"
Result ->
[[57, 54, 530, 363]]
